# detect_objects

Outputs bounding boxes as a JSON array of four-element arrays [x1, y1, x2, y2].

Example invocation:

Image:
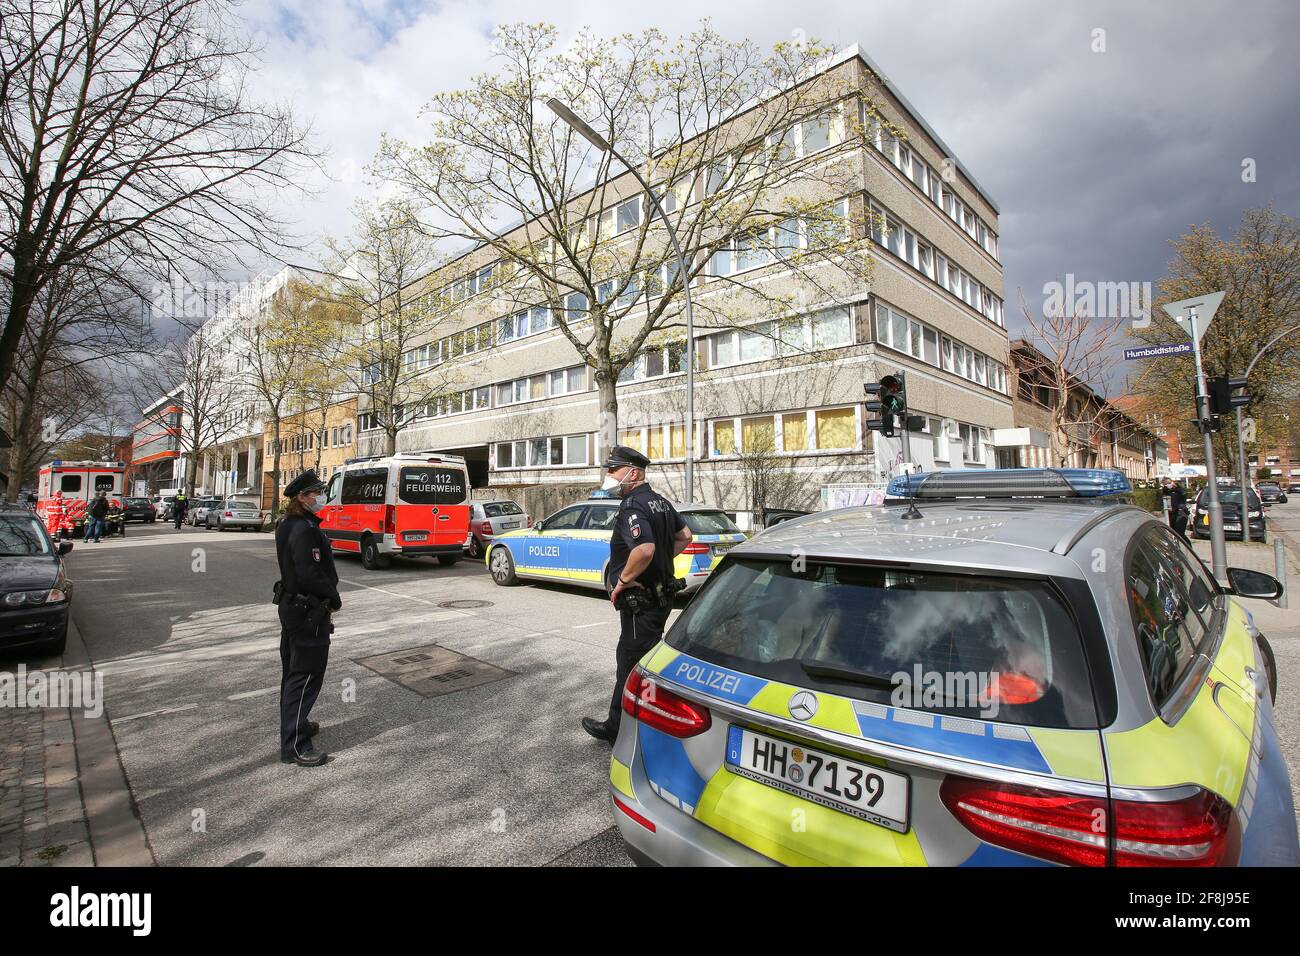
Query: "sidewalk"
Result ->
[[0, 617, 153, 867], [1188, 535, 1300, 633]]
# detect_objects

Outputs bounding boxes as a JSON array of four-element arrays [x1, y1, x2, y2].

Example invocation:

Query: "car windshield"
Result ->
[[667, 558, 1099, 728], [0, 514, 52, 556], [125, 497, 148, 505], [680, 510, 741, 535], [227, 499, 258, 509], [1198, 489, 1260, 508], [484, 501, 523, 517]]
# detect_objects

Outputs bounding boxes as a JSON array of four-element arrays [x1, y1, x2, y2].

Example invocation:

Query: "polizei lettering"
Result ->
[[673, 660, 741, 695]]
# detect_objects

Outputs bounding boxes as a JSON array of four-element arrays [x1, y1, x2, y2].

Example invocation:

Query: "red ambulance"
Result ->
[[36, 460, 127, 537], [319, 453, 471, 570]]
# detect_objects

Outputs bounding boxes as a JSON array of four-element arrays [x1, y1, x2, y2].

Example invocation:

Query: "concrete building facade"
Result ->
[[360, 44, 1013, 526]]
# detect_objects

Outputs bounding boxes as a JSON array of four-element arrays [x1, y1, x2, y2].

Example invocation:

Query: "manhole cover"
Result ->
[[354, 643, 514, 699], [438, 599, 494, 609]]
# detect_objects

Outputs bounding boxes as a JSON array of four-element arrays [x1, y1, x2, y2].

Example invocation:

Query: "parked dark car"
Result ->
[[122, 497, 158, 522], [0, 507, 73, 656], [760, 508, 813, 529], [1256, 482, 1287, 505], [1191, 488, 1265, 542]]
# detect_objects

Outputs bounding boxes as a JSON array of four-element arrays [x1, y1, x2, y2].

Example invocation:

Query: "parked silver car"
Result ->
[[464, 499, 528, 559], [206, 497, 265, 531], [188, 497, 220, 527]]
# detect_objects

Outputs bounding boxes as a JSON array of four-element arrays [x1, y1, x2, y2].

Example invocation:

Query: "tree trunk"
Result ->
[[0, 250, 38, 399], [270, 420, 282, 514], [384, 426, 397, 457], [595, 370, 619, 465]]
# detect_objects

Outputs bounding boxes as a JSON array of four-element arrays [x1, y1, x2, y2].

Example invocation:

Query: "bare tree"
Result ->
[[324, 200, 462, 457], [0, 0, 320, 397], [1018, 295, 1127, 468], [376, 22, 876, 460], [1, 262, 136, 498], [131, 321, 242, 495]]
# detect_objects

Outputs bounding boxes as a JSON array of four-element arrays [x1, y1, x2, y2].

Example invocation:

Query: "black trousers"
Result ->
[[279, 603, 331, 756], [607, 602, 671, 727], [1170, 510, 1189, 540], [174, 513, 184, 529]]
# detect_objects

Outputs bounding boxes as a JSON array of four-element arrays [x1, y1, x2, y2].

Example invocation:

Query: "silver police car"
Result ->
[[608, 468, 1298, 867]]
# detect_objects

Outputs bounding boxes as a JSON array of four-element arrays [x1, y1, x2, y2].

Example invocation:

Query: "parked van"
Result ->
[[320, 453, 471, 570]]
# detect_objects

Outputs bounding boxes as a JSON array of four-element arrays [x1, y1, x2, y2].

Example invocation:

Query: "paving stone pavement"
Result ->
[[0, 616, 152, 868], [0, 696, 94, 867]]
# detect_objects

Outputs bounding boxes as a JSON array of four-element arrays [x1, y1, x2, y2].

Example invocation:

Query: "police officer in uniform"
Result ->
[[582, 447, 693, 743], [172, 491, 188, 529], [274, 469, 341, 767]]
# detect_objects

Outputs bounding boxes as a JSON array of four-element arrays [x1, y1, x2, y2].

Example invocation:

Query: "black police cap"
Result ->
[[284, 469, 327, 498], [603, 445, 650, 470]]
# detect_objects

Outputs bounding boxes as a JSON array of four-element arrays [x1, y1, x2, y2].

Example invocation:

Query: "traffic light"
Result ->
[[864, 381, 894, 437], [1208, 375, 1251, 416], [864, 373, 909, 438]]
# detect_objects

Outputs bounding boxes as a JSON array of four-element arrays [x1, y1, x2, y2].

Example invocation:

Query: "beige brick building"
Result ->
[[261, 399, 357, 509], [359, 44, 1013, 526]]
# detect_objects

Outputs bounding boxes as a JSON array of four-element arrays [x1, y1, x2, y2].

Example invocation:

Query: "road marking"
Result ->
[[571, 622, 605, 629], [114, 703, 198, 723], [227, 687, 279, 701]]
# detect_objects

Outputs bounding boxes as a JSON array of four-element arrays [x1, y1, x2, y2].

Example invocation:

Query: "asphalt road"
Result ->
[[65, 521, 637, 866]]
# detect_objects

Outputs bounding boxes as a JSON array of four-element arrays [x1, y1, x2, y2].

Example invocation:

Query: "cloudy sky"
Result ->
[[238, 0, 1300, 340]]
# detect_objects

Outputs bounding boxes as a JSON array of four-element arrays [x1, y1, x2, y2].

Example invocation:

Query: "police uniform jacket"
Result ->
[[276, 512, 342, 609]]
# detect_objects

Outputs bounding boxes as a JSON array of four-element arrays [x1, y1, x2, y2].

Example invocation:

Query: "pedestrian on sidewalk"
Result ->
[[273, 469, 340, 768], [1163, 478, 1189, 540], [86, 491, 109, 542]]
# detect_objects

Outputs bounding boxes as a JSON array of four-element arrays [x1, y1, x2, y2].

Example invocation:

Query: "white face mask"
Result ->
[[600, 474, 622, 492], [304, 493, 326, 513]]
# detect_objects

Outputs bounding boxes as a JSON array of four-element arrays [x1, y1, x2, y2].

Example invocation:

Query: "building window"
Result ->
[[495, 434, 590, 470], [708, 306, 852, 369], [708, 406, 859, 457]]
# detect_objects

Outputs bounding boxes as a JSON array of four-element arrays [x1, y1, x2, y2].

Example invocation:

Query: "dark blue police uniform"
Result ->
[[584, 447, 687, 740], [275, 470, 340, 765]]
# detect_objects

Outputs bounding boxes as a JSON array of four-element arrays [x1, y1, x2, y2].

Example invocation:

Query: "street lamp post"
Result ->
[[1235, 323, 1300, 506], [546, 98, 697, 503]]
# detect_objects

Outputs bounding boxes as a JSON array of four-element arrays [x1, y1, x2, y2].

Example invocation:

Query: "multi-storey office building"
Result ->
[[361, 44, 1013, 525], [129, 392, 183, 493]]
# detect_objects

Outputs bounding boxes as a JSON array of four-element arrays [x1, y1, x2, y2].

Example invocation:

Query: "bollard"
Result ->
[[1274, 538, 1289, 609]]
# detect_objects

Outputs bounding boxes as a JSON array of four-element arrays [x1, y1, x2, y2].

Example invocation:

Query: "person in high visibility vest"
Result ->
[[46, 492, 66, 539]]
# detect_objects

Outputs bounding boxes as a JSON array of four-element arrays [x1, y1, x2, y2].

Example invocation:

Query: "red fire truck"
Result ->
[[37, 460, 127, 537], [318, 452, 470, 570]]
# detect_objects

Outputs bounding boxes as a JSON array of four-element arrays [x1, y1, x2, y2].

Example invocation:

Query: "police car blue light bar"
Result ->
[[886, 468, 1133, 499]]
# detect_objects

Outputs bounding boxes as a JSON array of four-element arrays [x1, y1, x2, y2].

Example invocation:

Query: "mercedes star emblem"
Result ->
[[788, 691, 818, 721]]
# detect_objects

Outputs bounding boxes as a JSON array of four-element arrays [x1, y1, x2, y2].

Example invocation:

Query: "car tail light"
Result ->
[[681, 542, 710, 554], [612, 795, 656, 832], [384, 505, 396, 535], [478, 520, 493, 535], [622, 669, 711, 738], [940, 777, 1236, 867], [225, 511, 233, 517]]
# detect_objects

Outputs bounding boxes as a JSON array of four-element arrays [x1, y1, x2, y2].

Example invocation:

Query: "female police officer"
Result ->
[[275, 469, 341, 767]]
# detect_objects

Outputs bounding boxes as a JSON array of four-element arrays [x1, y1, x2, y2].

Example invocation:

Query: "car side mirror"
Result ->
[[58, 540, 73, 556], [533, 520, 545, 532], [1225, 567, 1283, 601]]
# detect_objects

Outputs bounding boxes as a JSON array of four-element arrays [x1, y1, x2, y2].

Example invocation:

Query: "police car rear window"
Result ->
[[680, 510, 741, 535], [667, 558, 1099, 728]]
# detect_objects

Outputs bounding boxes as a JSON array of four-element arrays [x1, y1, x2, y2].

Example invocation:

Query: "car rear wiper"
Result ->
[[798, 659, 899, 690]]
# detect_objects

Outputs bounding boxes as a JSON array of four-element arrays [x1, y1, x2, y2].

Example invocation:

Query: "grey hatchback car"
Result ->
[[463, 499, 528, 559], [608, 468, 1297, 867], [206, 497, 264, 531]]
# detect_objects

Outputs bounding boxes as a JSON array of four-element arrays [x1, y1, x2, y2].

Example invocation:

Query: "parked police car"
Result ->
[[485, 497, 744, 593], [608, 468, 1297, 867]]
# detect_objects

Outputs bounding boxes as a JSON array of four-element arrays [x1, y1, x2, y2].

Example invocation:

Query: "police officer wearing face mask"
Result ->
[[582, 447, 693, 743], [274, 469, 341, 767]]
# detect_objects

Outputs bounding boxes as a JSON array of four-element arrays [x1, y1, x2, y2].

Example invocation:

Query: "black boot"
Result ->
[[581, 717, 617, 743]]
